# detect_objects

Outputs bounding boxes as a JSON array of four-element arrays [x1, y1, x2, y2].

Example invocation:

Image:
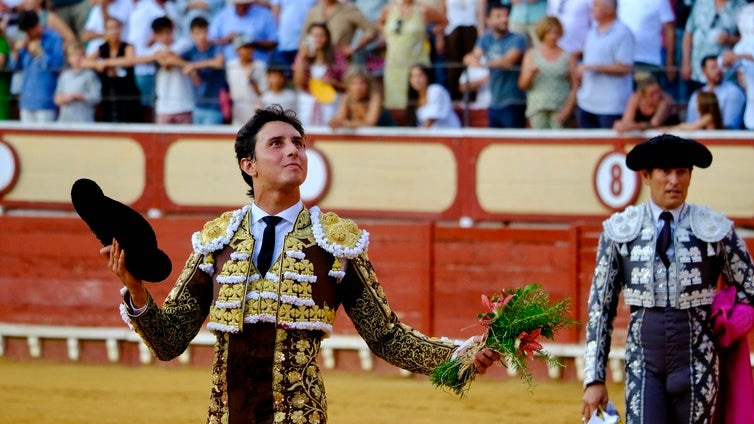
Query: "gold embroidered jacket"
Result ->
[[122, 206, 457, 424]]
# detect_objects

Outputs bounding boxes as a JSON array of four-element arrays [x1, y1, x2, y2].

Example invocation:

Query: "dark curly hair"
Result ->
[[234, 105, 306, 198]]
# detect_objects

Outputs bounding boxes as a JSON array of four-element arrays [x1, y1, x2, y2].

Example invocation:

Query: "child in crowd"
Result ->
[[458, 56, 491, 110], [260, 64, 296, 111], [181, 16, 226, 125], [225, 34, 267, 126], [54, 43, 102, 122], [148, 16, 194, 124]]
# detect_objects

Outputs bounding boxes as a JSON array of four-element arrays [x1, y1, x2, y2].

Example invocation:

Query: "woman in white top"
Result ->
[[406, 63, 461, 128], [443, 0, 486, 100]]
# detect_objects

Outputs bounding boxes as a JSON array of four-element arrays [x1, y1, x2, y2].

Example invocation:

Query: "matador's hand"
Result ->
[[100, 238, 148, 308]]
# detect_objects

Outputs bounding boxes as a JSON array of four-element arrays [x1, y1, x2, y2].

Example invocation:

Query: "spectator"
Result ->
[[174, 0, 224, 39], [209, 0, 278, 64], [443, 0, 486, 101], [613, 72, 680, 133], [302, 0, 378, 62], [81, 0, 135, 57], [11, 10, 64, 123], [226, 34, 268, 126], [293, 22, 347, 126], [464, 3, 527, 128], [19, 0, 77, 46], [671, 0, 694, 103], [617, 0, 675, 92], [328, 67, 395, 129], [181, 16, 227, 125], [54, 43, 101, 122], [126, 0, 169, 120], [0, 27, 11, 120], [351, 0, 389, 23], [270, 0, 318, 71], [377, 0, 446, 109], [148, 16, 194, 124], [50, 0, 90, 39], [665, 90, 724, 130], [259, 64, 297, 110], [518, 15, 576, 129], [458, 56, 490, 109], [405, 62, 461, 128], [509, 0, 546, 47], [546, 0, 592, 58], [720, 3, 754, 130], [83, 16, 142, 123], [686, 54, 745, 129], [574, 0, 634, 129], [681, 0, 745, 91]]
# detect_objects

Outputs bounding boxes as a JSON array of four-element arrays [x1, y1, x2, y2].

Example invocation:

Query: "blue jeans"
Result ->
[[134, 73, 156, 107], [193, 107, 224, 125], [575, 107, 621, 129], [488, 104, 526, 128]]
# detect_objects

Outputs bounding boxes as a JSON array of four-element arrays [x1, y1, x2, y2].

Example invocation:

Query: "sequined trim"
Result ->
[[207, 208, 338, 335], [603, 204, 644, 243], [689, 205, 732, 242]]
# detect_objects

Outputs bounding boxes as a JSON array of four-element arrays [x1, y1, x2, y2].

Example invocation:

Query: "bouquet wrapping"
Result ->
[[430, 284, 577, 396]]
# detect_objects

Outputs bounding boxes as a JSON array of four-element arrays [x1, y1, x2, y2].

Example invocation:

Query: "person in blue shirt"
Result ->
[[685, 55, 745, 130], [463, 3, 528, 128], [12, 10, 65, 123], [209, 0, 278, 64], [181, 16, 228, 125]]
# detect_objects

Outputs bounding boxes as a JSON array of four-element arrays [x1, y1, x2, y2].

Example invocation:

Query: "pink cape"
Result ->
[[712, 285, 754, 424]]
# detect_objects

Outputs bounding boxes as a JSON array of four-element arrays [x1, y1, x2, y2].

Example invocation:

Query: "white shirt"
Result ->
[[617, 0, 675, 66], [547, 0, 593, 54], [150, 41, 195, 114], [416, 84, 462, 128], [127, 0, 166, 76], [444, 0, 481, 35], [84, 0, 135, 56], [250, 200, 303, 270]]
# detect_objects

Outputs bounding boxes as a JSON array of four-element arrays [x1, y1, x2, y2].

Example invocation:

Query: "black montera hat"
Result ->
[[625, 133, 713, 171], [71, 178, 172, 282]]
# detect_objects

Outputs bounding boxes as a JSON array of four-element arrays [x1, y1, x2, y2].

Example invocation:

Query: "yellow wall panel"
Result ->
[[3, 135, 145, 203]]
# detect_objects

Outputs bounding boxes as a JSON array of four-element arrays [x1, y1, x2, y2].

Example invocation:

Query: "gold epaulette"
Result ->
[[191, 205, 252, 255], [310, 206, 370, 259]]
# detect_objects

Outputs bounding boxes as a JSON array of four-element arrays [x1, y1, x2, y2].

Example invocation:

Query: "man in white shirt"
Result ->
[[546, 0, 593, 58], [618, 0, 676, 90]]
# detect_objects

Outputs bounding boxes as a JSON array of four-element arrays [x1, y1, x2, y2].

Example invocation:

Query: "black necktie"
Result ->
[[657, 211, 673, 267], [257, 216, 282, 276]]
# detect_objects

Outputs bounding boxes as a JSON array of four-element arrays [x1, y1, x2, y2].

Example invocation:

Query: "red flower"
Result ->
[[518, 329, 543, 360], [481, 293, 513, 315]]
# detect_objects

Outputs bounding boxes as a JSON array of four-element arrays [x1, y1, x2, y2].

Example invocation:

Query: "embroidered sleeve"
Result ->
[[339, 253, 456, 375], [584, 233, 625, 387], [720, 229, 754, 305], [123, 252, 214, 361]]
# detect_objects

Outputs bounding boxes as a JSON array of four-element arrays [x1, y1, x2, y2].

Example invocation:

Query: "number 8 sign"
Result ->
[[593, 150, 641, 211]]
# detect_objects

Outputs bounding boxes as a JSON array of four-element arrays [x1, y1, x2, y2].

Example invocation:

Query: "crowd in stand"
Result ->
[[1, 0, 754, 130]]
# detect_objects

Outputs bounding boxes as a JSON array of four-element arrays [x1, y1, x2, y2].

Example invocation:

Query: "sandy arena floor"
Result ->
[[0, 358, 626, 423]]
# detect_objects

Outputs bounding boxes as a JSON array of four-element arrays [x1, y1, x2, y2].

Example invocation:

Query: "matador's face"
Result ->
[[641, 167, 692, 210], [242, 121, 308, 197]]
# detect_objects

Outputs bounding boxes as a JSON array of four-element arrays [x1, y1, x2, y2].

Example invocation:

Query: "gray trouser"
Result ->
[[624, 307, 718, 424]]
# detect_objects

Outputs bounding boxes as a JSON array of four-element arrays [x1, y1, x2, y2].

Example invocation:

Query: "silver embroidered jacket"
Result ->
[[583, 203, 754, 385]]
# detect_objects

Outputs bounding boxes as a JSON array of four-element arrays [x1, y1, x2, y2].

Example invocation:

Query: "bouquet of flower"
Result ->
[[430, 284, 577, 396]]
